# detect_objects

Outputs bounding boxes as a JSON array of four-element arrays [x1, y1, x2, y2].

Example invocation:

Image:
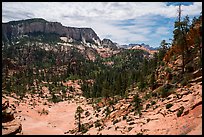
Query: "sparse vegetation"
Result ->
[[105, 107, 111, 117], [151, 101, 156, 106], [123, 115, 127, 120], [147, 118, 151, 123], [151, 92, 158, 98], [132, 94, 143, 116], [94, 120, 102, 128], [146, 104, 151, 110], [144, 93, 152, 100], [136, 132, 143, 135], [80, 124, 88, 133], [1, 5, 202, 135], [128, 127, 133, 131], [166, 104, 173, 109], [48, 93, 62, 103], [159, 84, 174, 98], [113, 119, 120, 125], [38, 108, 49, 115], [85, 111, 90, 117], [128, 122, 135, 125], [126, 117, 134, 122]]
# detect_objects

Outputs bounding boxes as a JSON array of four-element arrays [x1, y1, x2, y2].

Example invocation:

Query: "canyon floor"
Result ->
[[2, 80, 202, 135]]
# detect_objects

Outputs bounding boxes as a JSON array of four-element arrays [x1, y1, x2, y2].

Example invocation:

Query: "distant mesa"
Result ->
[[2, 18, 156, 52], [2, 18, 101, 46], [101, 38, 118, 50], [120, 43, 158, 54]]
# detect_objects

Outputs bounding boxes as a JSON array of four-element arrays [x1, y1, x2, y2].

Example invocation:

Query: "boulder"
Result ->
[[190, 76, 202, 83], [2, 97, 23, 135], [2, 120, 22, 135]]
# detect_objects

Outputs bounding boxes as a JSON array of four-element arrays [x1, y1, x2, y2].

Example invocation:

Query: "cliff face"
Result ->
[[101, 38, 118, 50], [2, 18, 101, 45]]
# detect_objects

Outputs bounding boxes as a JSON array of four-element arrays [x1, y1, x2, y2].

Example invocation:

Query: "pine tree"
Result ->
[[133, 93, 142, 116], [173, 5, 190, 74], [158, 40, 169, 62], [75, 106, 84, 132]]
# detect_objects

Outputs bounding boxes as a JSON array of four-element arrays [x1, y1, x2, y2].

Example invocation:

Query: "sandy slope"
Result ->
[[3, 82, 202, 135]]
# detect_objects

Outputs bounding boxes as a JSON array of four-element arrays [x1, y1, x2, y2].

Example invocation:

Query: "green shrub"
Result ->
[[128, 127, 133, 131], [152, 92, 158, 97], [129, 122, 135, 125], [147, 118, 151, 123], [136, 132, 143, 135], [43, 102, 47, 105], [115, 126, 119, 131], [172, 55, 177, 61], [113, 119, 119, 125], [94, 120, 102, 128], [80, 124, 88, 133], [151, 101, 156, 106], [126, 117, 133, 122], [105, 107, 111, 117], [48, 93, 62, 103], [185, 63, 194, 73], [95, 114, 99, 117], [160, 84, 174, 98], [146, 104, 151, 110], [165, 67, 172, 73], [96, 106, 101, 113], [180, 73, 193, 87], [38, 108, 49, 115], [177, 106, 184, 117], [85, 111, 90, 117], [109, 100, 114, 105], [172, 75, 179, 84], [161, 61, 165, 66], [132, 94, 143, 115], [180, 79, 188, 87], [166, 103, 173, 109], [122, 115, 127, 120], [144, 93, 151, 100], [153, 105, 159, 110]]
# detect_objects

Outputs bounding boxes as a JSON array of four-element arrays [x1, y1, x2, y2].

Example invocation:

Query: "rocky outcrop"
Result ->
[[2, 98, 22, 135], [101, 39, 118, 50], [192, 68, 202, 79], [2, 18, 101, 45]]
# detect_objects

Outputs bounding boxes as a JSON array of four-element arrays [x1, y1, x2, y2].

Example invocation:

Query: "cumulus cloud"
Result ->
[[2, 2, 202, 47]]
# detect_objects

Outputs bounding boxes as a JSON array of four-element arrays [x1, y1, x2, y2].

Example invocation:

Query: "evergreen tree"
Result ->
[[173, 5, 190, 74], [75, 106, 84, 132], [133, 93, 142, 116]]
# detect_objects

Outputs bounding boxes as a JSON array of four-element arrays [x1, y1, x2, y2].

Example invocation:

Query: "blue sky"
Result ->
[[2, 2, 202, 48]]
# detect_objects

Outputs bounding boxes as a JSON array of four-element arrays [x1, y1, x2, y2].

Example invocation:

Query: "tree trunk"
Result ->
[[78, 113, 81, 132], [182, 52, 185, 74]]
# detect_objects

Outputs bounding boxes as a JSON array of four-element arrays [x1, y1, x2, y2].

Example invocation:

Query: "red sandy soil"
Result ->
[[3, 81, 202, 135]]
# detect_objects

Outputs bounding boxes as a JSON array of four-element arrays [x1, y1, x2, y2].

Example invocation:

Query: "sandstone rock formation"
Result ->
[[2, 18, 101, 46], [2, 97, 22, 135], [101, 39, 118, 50]]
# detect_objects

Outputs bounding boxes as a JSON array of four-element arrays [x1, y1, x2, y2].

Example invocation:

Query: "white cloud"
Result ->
[[155, 27, 170, 35], [2, 2, 202, 46]]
